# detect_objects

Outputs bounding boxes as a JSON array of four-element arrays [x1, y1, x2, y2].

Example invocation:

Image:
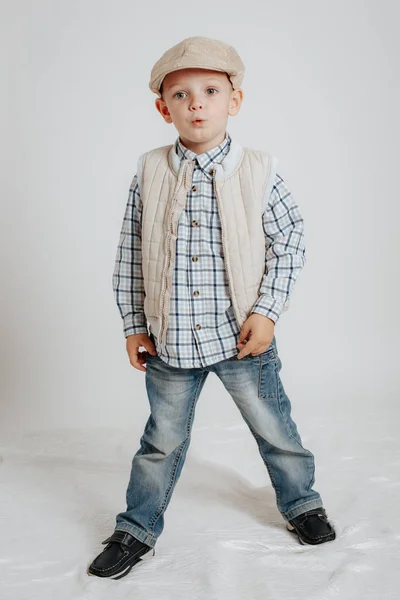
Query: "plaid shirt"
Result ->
[[113, 131, 306, 368]]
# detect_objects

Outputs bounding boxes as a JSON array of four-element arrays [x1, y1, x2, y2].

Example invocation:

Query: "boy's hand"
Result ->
[[126, 333, 157, 372], [236, 313, 275, 359]]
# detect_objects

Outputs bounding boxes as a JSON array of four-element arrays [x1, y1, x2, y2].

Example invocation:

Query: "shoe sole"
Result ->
[[286, 522, 336, 545], [87, 546, 155, 580]]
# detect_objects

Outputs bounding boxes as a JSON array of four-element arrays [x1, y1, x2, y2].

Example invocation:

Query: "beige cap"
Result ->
[[149, 36, 245, 97]]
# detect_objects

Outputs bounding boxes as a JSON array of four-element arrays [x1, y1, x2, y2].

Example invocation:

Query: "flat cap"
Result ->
[[149, 36, 245, 97]]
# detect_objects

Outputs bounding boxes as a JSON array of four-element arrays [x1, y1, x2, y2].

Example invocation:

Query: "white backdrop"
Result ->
[[1, 1, 399, 598], [1, 0, 398, 429]]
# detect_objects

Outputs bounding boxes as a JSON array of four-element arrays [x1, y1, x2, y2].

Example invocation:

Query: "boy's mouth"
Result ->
[[191, 119, 206, 126]]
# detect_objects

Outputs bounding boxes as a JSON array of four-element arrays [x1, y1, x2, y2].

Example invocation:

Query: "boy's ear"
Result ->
[[229, 88, 243, 116], [155, 98, 173, 124]]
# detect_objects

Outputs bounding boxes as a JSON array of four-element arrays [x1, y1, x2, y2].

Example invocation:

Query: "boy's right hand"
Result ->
[[126, 333, 157, 372]]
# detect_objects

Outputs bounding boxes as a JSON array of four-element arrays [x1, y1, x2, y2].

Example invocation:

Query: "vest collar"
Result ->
[[168, 137, 244, 181]]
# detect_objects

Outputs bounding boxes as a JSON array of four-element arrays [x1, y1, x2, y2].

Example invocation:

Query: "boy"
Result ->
[[88, 36, 336, 580]]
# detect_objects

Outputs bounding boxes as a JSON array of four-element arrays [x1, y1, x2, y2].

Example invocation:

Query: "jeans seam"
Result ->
[[276, 373, 306, 453], [275, 374, 316, 492]]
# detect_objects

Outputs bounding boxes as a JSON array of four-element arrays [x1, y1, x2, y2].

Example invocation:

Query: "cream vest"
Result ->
[[135, 138, 278, 346]]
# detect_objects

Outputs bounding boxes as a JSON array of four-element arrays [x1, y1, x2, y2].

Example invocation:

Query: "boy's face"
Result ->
[[155, 68, 243, 153]]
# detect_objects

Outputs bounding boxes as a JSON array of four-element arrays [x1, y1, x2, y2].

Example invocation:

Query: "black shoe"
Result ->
[[286, 507, 336, 545], [87, 531, 155, 579]]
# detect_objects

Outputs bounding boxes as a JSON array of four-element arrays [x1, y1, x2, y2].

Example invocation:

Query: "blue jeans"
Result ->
[[114, 335, 323, 548]]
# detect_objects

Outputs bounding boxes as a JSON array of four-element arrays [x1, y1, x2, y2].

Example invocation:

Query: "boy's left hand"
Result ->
[[236, 313, 275, 359]]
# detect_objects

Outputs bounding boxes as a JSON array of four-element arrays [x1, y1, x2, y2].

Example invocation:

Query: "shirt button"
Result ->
[[191, 220, 199, 227], [191, 185, 197, 192], [195, 324, 201, 330], [192, 256, 198, 262], [193, 291, 200, 297]]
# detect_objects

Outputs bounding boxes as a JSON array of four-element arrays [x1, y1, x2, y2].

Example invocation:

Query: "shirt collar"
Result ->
[[174, 131, 232, 173]]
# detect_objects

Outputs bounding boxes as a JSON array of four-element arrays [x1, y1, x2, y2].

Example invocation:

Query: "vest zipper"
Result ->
[[211, 167, 241, 328], [159, 161, 191, 344]]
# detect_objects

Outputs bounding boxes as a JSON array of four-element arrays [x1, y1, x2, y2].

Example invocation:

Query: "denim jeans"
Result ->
[[114, 335, 323, 548]]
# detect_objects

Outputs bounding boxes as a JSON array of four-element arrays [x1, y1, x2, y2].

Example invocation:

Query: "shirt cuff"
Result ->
[[251, 295, 286, 324], [124, 326, 148, 337], [123, 313, 148, 337]]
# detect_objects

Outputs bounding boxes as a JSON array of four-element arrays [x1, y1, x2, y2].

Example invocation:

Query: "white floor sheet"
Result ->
[[0, 412, 398, 600]]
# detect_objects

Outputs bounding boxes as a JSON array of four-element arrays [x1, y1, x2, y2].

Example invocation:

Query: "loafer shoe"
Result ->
[[87, 530, 155, 579], [286, 507, 336, 545]]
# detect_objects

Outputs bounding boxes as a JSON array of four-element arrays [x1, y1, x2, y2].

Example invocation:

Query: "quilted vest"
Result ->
[[135, 138, 278, 346]]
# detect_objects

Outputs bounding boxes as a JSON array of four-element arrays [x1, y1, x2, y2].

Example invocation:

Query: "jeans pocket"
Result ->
[[258, 345, 278, 399], [234, 338, 276, 361]]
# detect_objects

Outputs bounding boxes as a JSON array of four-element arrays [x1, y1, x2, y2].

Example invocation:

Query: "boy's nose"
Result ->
[[190, 99, 203, 110]]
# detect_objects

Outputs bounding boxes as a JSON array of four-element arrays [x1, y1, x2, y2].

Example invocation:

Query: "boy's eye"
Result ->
[[173, 88, 218, 99]]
